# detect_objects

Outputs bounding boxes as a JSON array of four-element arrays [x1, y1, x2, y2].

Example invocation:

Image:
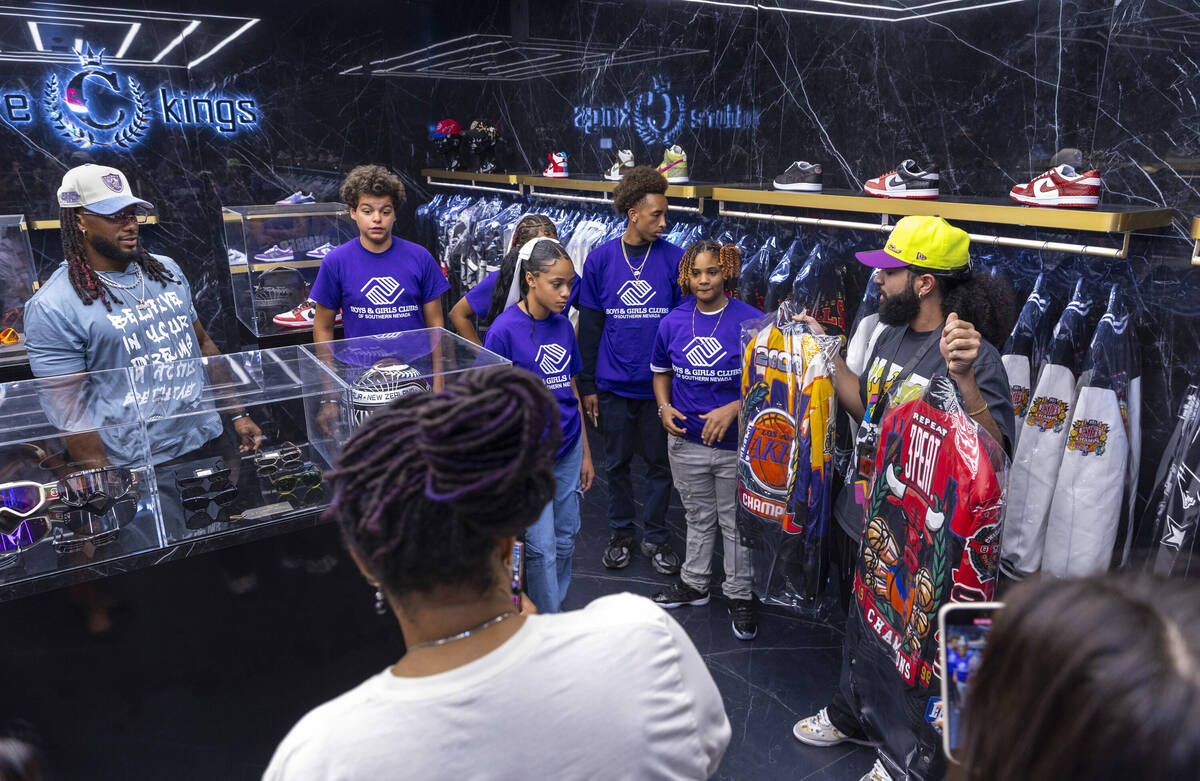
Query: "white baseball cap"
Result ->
[[57, 164, 153, 214]]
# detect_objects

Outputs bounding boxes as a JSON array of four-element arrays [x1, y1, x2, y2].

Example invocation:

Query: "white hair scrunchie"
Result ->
[[505, 236, 559, 309]]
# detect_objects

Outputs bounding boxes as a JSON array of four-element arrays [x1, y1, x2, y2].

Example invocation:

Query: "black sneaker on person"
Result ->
[[652, 581, 711, 609], [640, 540, 682, 575], [602, 535, 634, 569], [773, 161, 823, 191], [730, 596, 759, 640]]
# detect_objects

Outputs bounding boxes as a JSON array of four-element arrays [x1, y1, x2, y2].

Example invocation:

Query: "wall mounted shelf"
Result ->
[[519, 175, 708, 213], [711, 186, 1174, 259], [422, 169, 524, 196]]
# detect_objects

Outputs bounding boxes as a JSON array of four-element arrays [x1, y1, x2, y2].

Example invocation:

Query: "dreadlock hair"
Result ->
[[678, 239, 742, 295], [340, 164, 406, 210], [931, 270, 1017, 350], [326, 365, 560, 598], [484, 224, 564, 326], [612, 165, 668, 217], [60, 207, 180, 312]]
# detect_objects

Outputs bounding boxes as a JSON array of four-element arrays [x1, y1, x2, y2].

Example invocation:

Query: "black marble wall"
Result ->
[[1, 0, 1198, 519]]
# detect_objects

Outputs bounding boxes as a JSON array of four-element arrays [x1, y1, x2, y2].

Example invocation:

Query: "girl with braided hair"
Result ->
[[266, 365, 730, 780], [649, 241, 764, 639], [447, 213, 578, 345], [482, 237, 593, 613]]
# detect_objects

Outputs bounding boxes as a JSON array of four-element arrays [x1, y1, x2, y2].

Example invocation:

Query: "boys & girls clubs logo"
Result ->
[[0, 43, 259, 149]]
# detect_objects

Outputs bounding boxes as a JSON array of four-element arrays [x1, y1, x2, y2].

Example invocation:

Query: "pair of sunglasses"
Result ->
[[178, 464, 231, 489], [0, 517, 53, 555], [0, 481, 50, 521], [276, 467, 325, 508], [0, 308, 21, 329], [58, 467, 136, 517], [0, 328, 18, 345], [182, 488, 237, 512], [255, 443, 302, 476]]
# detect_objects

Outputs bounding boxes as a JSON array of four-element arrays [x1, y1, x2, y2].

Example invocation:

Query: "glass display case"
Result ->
[[0, 215, 37, 368], [0, 327, 508, 600], [222, 203, 356, 337], [0, 367, 159, 590]]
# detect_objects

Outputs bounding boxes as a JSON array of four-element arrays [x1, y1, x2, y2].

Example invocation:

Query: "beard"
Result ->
[[878, 276, 921, 326], [89, 233, 140, 264]]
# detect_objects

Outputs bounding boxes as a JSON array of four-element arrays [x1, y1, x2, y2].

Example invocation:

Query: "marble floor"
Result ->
[[0, 438, 876, 780]]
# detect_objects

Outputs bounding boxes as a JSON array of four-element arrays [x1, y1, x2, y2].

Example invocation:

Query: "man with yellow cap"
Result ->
[[791, 215, 1015, 781]]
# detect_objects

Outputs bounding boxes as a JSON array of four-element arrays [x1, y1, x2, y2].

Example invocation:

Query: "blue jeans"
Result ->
[[525, 436, 584, 613], [597, 391, 672, 544]]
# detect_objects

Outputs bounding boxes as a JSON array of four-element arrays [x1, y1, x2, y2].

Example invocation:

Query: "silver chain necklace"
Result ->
[[94, 264, 150, 310], [405, 610, 517, 651]]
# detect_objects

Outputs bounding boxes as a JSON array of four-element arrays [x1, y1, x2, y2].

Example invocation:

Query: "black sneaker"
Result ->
[[640, 540, 681, 575], [773, 161, 823, 192], [730, 596, 759, 640], [653, 581, 711, 609], [602, 535, 634, 569], [863, 159, 939, 199]]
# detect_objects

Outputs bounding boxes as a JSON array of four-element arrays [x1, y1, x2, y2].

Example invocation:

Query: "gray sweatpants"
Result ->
[[668, 435, 754, 600]]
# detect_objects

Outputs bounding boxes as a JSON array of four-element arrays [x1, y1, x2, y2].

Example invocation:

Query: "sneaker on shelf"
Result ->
[[657, 145, 689, 183], [227, 248, 247, 266], [602, 535, 634, 569], [275, 191, 316, 205], [860, 758, 893, 781], [604, 149, 636, 181], [306, 242, 336, 259], [271, 300, 343, 327], [792, 708, 873, 747], [543, 151, 569, 178], [254, 244, 293, 262], [729, 595, 759, 640], [1009, 164, 1101, 208], [640, 540, 681, 575], [773, 161, 823, 191], [863, 159, 939, 199], [652, 581, 710, 609], [477, 159, 497, 174]]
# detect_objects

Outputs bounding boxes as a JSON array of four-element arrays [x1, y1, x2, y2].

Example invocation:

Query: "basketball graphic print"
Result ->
[[740, 409, 795, 494]]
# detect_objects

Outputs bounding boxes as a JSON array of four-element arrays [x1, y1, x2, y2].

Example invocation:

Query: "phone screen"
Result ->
[[938, 601, 1002, 763], [511, 541, 525, 610]]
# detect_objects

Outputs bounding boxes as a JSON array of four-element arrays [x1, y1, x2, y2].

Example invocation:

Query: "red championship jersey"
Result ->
[[845, 375, 1005, 781]]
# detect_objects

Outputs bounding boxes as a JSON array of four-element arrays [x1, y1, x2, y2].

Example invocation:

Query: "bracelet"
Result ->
[[230, 410, 251, 422], [657, 403, 670, 418], [966, 403, 989, 417]]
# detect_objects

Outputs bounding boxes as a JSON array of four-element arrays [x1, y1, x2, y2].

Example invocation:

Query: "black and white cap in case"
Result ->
[[350, 359, 431, 426], [57, 164, 153, 214]]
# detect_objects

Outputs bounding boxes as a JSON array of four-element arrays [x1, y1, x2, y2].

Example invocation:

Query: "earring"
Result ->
[[374, 587, 388, 616]]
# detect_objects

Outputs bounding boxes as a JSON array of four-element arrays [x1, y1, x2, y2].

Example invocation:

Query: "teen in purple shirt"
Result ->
[[650, 241, 762, 641], [484, 237, 593, 614], [311, 166, 448, 340], [577, 166, 684, 576]]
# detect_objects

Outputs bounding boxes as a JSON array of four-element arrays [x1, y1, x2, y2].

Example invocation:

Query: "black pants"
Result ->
[[597, 391, 672, 545], [827, 523, 866, 738]]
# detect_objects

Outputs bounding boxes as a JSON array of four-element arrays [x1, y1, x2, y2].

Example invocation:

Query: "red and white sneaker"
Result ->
[[863, 159, 939, 199], [543, 151, 568, 178], [1009, 164, 1101, 208], [272, 301, 343, 328]]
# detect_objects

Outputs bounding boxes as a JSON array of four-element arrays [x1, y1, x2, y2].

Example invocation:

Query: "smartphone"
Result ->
[[511, 540, 525, 610], [938, 601, 1003, 764]]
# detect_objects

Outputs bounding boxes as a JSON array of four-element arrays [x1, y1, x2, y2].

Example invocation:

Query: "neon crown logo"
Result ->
[[573, 76, 759, 146], [44, 45, 150, 149]]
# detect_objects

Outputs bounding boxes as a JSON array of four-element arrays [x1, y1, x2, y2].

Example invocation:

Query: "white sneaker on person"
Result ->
[[791, 707, 872, 747], [859, 758, 893, 781]]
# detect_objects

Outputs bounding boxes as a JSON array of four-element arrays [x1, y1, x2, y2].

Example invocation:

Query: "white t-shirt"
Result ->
[[263, 593, 731, 780]]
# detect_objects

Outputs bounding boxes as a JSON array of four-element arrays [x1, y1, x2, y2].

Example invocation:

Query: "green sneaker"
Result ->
[[657, 145, 689, 183]]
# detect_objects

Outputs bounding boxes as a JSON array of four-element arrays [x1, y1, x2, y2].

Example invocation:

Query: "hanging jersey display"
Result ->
[[789, 243, 847, 337], [845, 376, 1006, 781], [763, 237, 806, 314], [1137, 386, 1200, 576], [736, 303, 839, 609], [1001, 273, 1052, 442]]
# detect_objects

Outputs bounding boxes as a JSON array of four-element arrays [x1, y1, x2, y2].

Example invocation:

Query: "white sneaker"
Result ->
[[792, 708, 872, 747], [859, 758, 893, 781], [604, 149, 635, 181]]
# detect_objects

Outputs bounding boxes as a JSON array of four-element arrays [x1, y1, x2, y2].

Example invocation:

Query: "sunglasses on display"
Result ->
[[57, 467, 137, 517], [275, 466, 324, 508], [81, 208, 151, 225], [180, 475, 234, 498], [182, 487, 238, 512], [186, 506, 233, 531], [255, 443, 303, 476], [0, 328, 20, 345], [0, 481, 53, 521], [0, 308, 21, 329], [0, 517, 53, 555]]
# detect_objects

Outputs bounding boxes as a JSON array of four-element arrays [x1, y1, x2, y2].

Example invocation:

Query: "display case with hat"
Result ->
[[0, 214, 38, 369]]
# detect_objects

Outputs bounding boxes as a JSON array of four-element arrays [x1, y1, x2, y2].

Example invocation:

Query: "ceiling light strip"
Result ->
[[114, 21, 139, 58], [152, 19, 198, 62], [187, 17, 258, 69]]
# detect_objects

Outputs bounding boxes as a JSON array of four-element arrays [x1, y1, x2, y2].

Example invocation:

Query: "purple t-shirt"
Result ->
[[484, 305, 583, 459], [580, 237, 683, 398], [310, 237, 450, 338], [651, 296, 762, 450], [465, 269, 581, 321]]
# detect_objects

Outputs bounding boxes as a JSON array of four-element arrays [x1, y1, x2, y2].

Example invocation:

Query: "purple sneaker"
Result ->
[[275, 191, 316, 205], [253, 244, 293, 262], [305, 242, 335, 259]]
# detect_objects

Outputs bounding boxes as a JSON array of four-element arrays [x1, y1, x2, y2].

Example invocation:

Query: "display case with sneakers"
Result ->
[[0, 366, 160, 596], [0, 215, 39, 369], [222, 203, 358, 337]]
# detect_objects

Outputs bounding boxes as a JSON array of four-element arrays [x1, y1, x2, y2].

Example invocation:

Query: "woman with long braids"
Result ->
[[482, 238, 593, 613], [265, 367, 729, 779], [650, 241, 763, 639], [448, 214, 579, 345]]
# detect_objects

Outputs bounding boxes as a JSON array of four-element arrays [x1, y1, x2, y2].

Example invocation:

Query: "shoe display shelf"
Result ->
[[517, 174, 709, 214], [711, 186, 1175, 259], [222, 203, 356, 338], [0, 328, 507, 603], [1191, 216, 1200, 266], [422, 169, 524, 196], [0, 216, 37, 369]]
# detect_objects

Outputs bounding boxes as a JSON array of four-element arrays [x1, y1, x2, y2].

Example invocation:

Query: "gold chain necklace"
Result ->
[[620, 240, 652, 280], [692, 298, 728, 340]]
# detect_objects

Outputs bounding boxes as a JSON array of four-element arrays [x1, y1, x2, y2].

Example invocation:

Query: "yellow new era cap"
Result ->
[[856, 215, 970, 274]]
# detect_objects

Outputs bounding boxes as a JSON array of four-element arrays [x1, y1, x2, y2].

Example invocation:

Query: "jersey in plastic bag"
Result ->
[[845, 375, 1006, 781], [1001, 273, 1051, 441], [790, 242, 846, 337]]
